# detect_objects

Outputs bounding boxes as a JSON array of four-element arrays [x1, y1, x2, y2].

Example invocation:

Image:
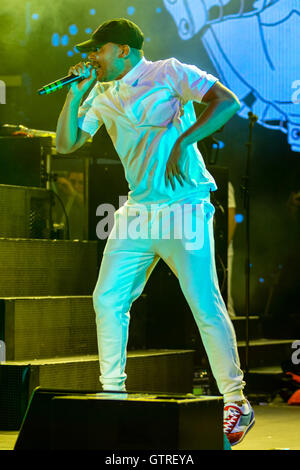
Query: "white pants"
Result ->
[[93, 193, 246, 402]]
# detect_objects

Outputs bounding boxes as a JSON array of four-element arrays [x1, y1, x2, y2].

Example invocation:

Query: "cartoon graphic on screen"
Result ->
[[163, 0, 300, 152]]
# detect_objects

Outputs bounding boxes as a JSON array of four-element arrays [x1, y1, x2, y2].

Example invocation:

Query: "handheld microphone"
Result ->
[[37, 67, 92, 95]]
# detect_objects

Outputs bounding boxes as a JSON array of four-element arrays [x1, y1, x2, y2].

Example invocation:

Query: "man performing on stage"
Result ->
[[56, 18, 255, 446]]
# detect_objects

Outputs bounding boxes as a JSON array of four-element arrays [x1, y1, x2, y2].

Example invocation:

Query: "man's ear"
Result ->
[[119, 44, 130, 58]]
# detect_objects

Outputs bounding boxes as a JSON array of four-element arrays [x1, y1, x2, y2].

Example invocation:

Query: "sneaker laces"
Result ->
[[224, 405, 241, 433]]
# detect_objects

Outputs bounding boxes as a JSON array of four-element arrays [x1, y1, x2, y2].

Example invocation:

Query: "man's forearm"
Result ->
[[179, 98, 240, 147], [56, 93, 82, 154]]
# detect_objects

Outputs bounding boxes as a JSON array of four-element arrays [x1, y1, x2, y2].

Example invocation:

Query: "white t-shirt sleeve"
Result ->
[[78, 85, 104, 137], [165, 57, 219, 104]]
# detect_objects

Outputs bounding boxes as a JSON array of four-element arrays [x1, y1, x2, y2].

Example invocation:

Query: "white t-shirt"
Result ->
[[78, 56, 219, 206]]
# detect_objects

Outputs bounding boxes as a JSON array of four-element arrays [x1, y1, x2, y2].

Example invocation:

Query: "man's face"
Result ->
[[87, 42, 127, 82], [69, 172, 84, 195]]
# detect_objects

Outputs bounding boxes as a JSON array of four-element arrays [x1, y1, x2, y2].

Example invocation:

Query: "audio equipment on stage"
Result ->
[[0, 364, 30, 432], [0, 184, 52, 238], [0, 238, 99, 297], [0, 136, 51, 188], [15, 387, 223, 450], [1, 346, 194, 430], [14, 388, 98, 449], [87, 158, 129, 242]]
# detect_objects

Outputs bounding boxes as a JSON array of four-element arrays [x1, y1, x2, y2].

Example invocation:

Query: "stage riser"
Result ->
[[1, 297, 98, 360], [231, 317, 262, 341], [0, 295, 153, 360], [0, 350, 194, 430], [244, 371, 283, 395], [237, 341, 296, 369], [0, 239, 99, 296], [0, 296, 262, 361], [193, 339, 296, 371]]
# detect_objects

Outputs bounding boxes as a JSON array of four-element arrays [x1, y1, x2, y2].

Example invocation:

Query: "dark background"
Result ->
[[0, 0, 299, 324]]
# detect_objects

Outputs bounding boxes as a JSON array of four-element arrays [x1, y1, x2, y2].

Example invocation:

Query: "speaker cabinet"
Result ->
[[0, 184, 52, 238], [0, 136, 49, 187], [87, 158, 129, 243], [15, 388, 223, 450]]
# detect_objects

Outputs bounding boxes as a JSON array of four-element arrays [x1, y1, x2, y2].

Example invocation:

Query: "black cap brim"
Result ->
[[75, 39, 102, 52]]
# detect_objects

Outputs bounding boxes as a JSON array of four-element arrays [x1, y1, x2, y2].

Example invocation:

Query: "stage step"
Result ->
[[0, 238, 100, 296], [244, 366, 284, 398], [237, 338, 297, 369], [194, 338, 296, 388], [0, 296, 97, 360], [0, 296, 264, 361], [0, 295, 151, 360], [0, 349, 194, 430], [231, 315, 262, 341], [184, 315, 294, 370]]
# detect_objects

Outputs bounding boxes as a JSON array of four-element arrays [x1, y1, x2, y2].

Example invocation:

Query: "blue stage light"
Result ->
[[235, 214, 244, 223], [69, 24, 78, 36], [61, 35, 69, 46], [212, 141, 224, 149], [51, 33, 60, 47]]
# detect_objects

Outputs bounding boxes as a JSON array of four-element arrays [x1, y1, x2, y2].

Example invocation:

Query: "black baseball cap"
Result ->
[[75, 18, 144, 52]]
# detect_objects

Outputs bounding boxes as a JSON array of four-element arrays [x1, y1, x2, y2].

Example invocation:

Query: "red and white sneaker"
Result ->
[[224, 399, 255, 446]]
